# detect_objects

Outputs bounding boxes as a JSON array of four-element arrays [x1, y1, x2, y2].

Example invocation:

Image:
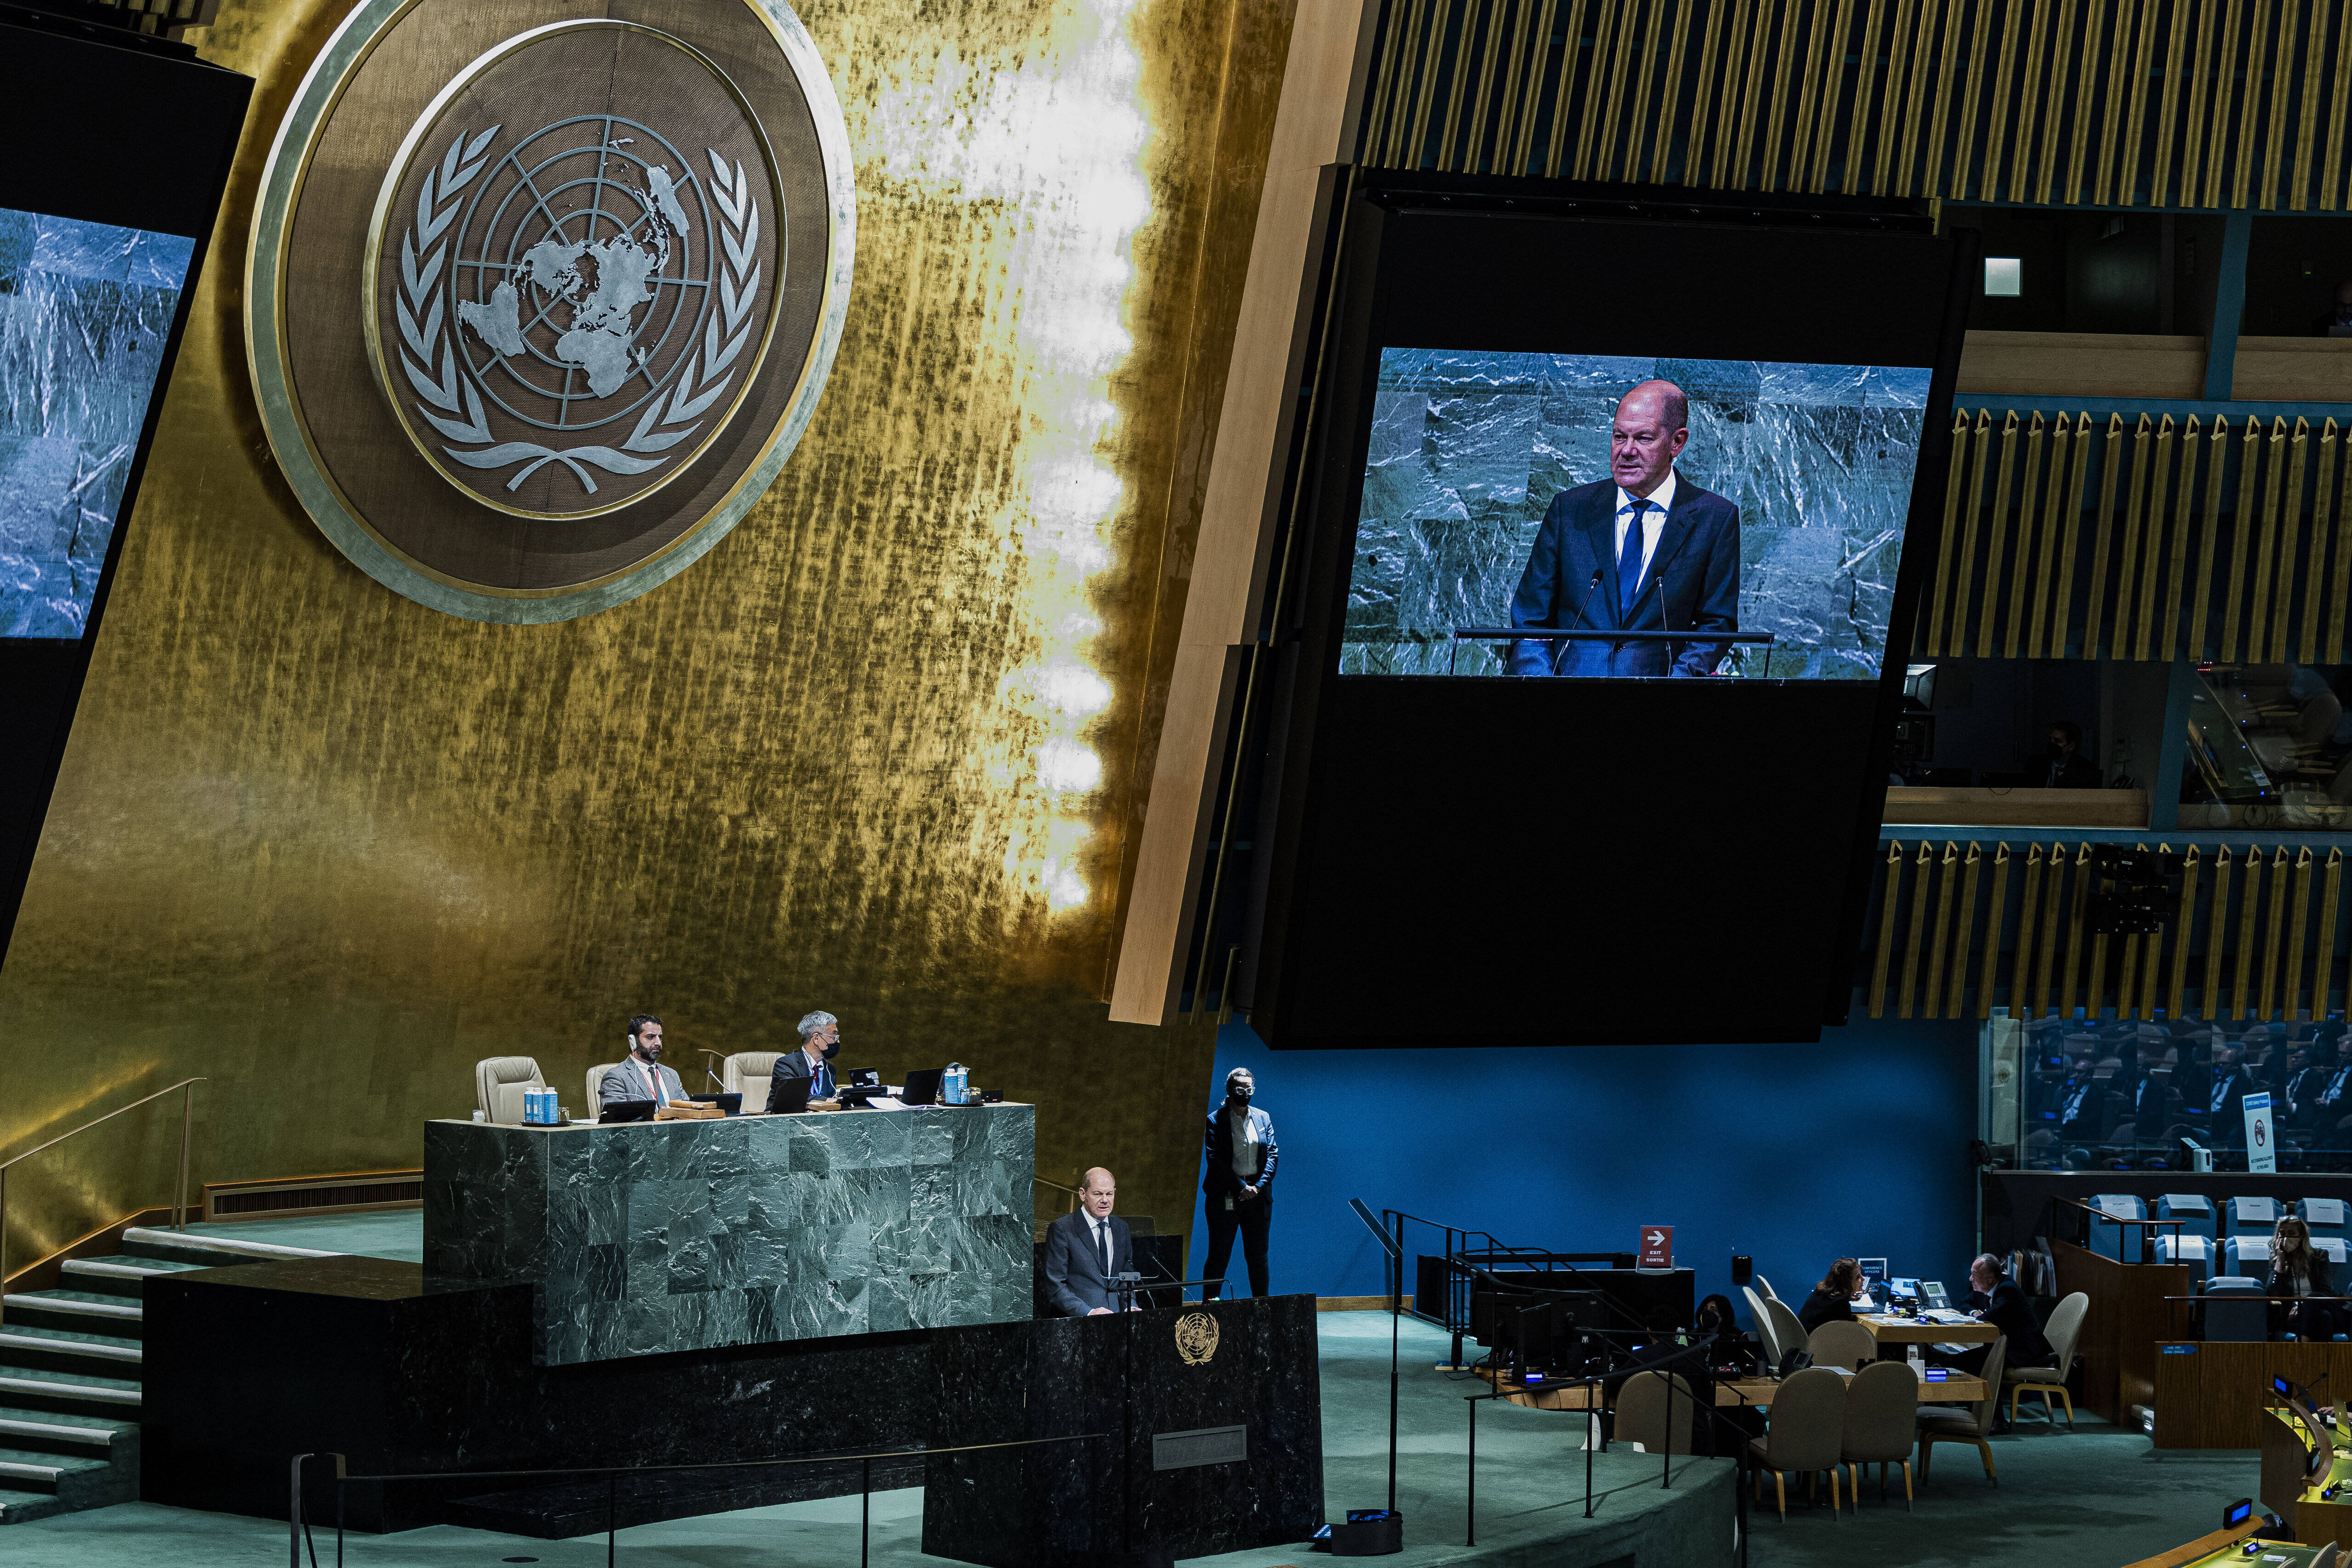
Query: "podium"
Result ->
[[923, 1294, 1323, 1568]]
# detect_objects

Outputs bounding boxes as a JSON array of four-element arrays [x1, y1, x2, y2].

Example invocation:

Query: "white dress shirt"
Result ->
[[1228, 1107, 1262, 1181], [1090, 1214, 1116, 1268], [1612, 468, 1678, 591]]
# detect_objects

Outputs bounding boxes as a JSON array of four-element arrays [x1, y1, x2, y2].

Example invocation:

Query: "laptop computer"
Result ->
[[689, 1093, 743, 1116], [900, 1067, 944, 1107], [844, 1067, 881, 1088], [599, 1099, 658, 1124], [766, 1078, 813, 1115]]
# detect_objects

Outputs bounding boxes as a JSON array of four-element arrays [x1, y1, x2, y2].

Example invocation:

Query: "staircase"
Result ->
[[0, 1226, 335, 1524]]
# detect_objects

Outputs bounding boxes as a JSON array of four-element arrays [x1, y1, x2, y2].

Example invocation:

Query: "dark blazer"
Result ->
[[1796, 1287, 1856, 1334], [2268, 1251, 2337, 1313], [2029, 751, 2102, 789], [767, 1049, 835, 1113], [2287, 1066, 2330, 1120], [1506, 473, 1741, 678], [2202, 1066, 2253, 1131], [1964, 1280, 2053, 1366], [1202, 1105, 1279, 1198], [1044, 1209, 1133, 1316]]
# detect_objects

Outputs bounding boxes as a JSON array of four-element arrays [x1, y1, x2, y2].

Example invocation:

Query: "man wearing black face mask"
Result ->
[[2030, 719, 2100, 789], [767, 1010, 840, 1112]]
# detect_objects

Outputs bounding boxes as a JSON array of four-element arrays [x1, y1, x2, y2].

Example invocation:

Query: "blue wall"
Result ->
[[1182, 1013, 1982, 1324]]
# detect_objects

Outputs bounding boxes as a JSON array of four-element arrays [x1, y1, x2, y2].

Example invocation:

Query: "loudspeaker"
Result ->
[[1731, 1255, 1752, 1286]]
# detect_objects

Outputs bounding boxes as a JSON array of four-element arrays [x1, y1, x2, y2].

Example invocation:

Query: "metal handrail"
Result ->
[[1034, 1175, 1084, 1213], [0, 1077, 206, 1332]]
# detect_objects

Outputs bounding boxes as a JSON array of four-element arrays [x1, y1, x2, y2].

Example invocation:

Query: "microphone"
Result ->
[[1552, 568, 1605, 674], [706, 1067, 726, 1090]]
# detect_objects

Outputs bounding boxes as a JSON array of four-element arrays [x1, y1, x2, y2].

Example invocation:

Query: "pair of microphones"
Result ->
[[1556, 566, 1679, 675]]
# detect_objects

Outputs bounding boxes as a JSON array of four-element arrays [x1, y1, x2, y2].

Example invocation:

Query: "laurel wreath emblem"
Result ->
[[392, 126, 762, 496]]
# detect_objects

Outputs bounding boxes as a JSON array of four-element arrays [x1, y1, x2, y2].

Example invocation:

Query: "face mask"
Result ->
[[822, 1038, 841, 1059]]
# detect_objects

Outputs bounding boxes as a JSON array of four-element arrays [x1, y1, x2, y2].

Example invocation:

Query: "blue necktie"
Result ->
[[1616, 499, 1649, 617]]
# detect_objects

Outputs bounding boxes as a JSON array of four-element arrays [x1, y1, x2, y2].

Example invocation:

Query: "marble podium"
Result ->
[[423, 1103, 1035, 1364]]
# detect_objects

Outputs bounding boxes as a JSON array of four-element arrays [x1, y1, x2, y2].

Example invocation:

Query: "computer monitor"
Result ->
[[1888, 1277, 1921, 1302], [900, 1067, 945, 1107]]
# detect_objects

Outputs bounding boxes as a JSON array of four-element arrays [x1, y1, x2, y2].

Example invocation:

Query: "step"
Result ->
[[0, 1417, 112, 1457], [0, 1458, 59, 1494], [0, 1376, 138, 1422], [0, 1332, 140, 1378], [55, 1259, 201, 1301], [118, 1227, 338, 1268], [0, 1484, 74, 1524], [0, 1295, 142, 1338]]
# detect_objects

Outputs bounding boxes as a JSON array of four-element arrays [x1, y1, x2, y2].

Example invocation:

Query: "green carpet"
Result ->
[[181, 1210, 423, 1261]]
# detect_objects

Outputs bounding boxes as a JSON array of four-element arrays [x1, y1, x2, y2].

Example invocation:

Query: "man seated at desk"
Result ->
[[1044, 1167, 1135, 1316], [599, 1014, 686, 1108], [767, 1009, 841, 1113], [1931, 1253, 2052, 1433]]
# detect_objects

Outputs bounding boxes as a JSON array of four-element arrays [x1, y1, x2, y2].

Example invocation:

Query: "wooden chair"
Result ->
[[1918, 1336, 2008, 1486], [1840, 1360, 1919, 1510], [1748, 1366, 1846, 1520], [2006, 1292, 2087, 1425]]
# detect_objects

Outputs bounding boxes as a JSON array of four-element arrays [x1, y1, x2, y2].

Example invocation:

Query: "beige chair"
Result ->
[[1613, 1370, 1695, 1454], [1744, 1286, 1783, 1366], [1764, 1297, 1810, 1372], [1839, 1360, 1919, 1510], [475, 1056, 546, 1124], [719, 1051, 786, 1106], [2005, 1292, 2087, 1426], [586, 1063, 620, 1120], [2311, 1544, 2340, 1568], [1749, 1366, 1847, 1520], [1917, 1335, 2008, 1486], [1754, 1274, 1780, 1302], [1807, 1320, 1876, 1372]]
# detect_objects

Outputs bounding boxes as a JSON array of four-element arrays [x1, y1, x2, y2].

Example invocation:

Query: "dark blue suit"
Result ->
[[1506, 473, 1741, 677]]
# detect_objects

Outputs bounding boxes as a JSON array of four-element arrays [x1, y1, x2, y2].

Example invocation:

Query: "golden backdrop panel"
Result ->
[[0, 0, 1295, 1270]]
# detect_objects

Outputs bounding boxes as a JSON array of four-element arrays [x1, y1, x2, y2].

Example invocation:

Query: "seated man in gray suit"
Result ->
[[1044, 1167, 1133, 1316], [598, 1014, 686, 1108], [767, 1009, 841, 1112]]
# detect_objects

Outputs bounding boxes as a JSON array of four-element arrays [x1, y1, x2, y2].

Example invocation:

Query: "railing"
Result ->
[[0, 1077, 206, 1331], [292, 1431, 1107, 1565], [1034, 1175, 1083, 1214]]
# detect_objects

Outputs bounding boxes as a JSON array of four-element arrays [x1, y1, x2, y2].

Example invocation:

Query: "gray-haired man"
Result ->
[[766, 1010, 841, 1113]]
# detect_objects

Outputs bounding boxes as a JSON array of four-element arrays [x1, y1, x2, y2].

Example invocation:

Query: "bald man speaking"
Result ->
[[1043, 1167, 1136, 1316], [1506, 379, 1741, 678]]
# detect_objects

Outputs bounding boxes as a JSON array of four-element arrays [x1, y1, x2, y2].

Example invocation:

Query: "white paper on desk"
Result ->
[[865, 1096, 905, 1110]]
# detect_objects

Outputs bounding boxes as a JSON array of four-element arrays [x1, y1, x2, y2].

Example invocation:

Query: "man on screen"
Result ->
[[1506, 380, 1741, 677]]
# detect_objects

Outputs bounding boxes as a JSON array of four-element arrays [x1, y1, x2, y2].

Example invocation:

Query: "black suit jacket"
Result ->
[[1043, 1210, 1133, 1316], [1964, 1280, 2052, 1366], [767, 1049, 834, 1113], [1506, 473, 1741, 678]]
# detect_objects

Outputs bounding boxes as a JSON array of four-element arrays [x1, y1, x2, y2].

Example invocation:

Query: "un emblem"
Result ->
[[1175, 1310, 1220, 1366], [249, 0, 852, 621]]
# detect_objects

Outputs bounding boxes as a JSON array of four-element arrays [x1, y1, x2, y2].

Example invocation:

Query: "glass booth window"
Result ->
[[1992, 1013, 2352, 1172], [2181, 663, 2352, 830]]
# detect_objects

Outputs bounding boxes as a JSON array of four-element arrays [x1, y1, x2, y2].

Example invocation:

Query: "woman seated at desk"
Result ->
[[1797, 1257, 1867, 1333], [2271, 1214, 2341, 1342]]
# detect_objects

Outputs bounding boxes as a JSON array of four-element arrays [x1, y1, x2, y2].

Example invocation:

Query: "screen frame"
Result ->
[[1233, 170, 1977, 1047]]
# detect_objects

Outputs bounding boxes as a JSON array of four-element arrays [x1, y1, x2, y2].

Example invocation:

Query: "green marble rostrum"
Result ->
[[423, 1104, 1037, 1365]]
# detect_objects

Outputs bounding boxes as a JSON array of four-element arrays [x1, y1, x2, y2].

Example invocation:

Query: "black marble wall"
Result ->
[[923, 1295, 1324, 1568], [141, 1253, 1320, 1561]]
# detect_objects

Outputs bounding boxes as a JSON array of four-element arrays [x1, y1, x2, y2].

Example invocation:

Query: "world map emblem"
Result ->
[[248, 0, 853, 620], [368, 24, 784, 519]]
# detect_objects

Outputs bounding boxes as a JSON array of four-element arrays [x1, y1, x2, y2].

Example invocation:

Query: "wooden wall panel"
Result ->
[[1865, 838, 2350, 1020], [1359, 0, 2352, 211]]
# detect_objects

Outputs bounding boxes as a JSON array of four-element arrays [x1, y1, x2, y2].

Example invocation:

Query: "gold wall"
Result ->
[[0, 0, 1295, 1266]]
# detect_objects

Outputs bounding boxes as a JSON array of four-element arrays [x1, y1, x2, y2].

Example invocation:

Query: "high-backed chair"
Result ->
[[2229, 1195, 2282, 1238], [586, 1062, 619, 1120], [1807, 1321, 1877, 1372], [1917, 1336, 2007, 1486], [1764, 1298, 1810, 1373], [2156, 1233, 2215, 1284], [2088, 1193, 2148, 1261], [2303, 1198, 2349, 1242], [2204, 1276, 2270, 1342], [475, 1056, 546, 1125], [2005, 1292, 2088, 1425], [1749, 1366, 1846, 1520], [1754, 1274, 1780, 1303], [720, 1051, 786, 1106], [1840, 1360, 1920, 1510], [1613, 1371, 1695, 1454], [2157, 1193, 2217, 1242], [1744, 1286, 1783, 1367], [2223, 1237, 2273, 1282]]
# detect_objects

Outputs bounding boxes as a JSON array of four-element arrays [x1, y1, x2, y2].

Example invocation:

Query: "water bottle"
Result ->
[[945, 1062, 967, 1105]]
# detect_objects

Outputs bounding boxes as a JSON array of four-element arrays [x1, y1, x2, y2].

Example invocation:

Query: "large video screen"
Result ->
[[0, 207, 197, 639], [1340, 350, 1933, 681]]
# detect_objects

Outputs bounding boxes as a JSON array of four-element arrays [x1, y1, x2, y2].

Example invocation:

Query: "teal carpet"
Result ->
[[180, 1210, 423, 1261]]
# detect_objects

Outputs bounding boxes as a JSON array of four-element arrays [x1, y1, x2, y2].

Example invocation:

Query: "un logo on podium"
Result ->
[[250, 1, 852, 621]]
